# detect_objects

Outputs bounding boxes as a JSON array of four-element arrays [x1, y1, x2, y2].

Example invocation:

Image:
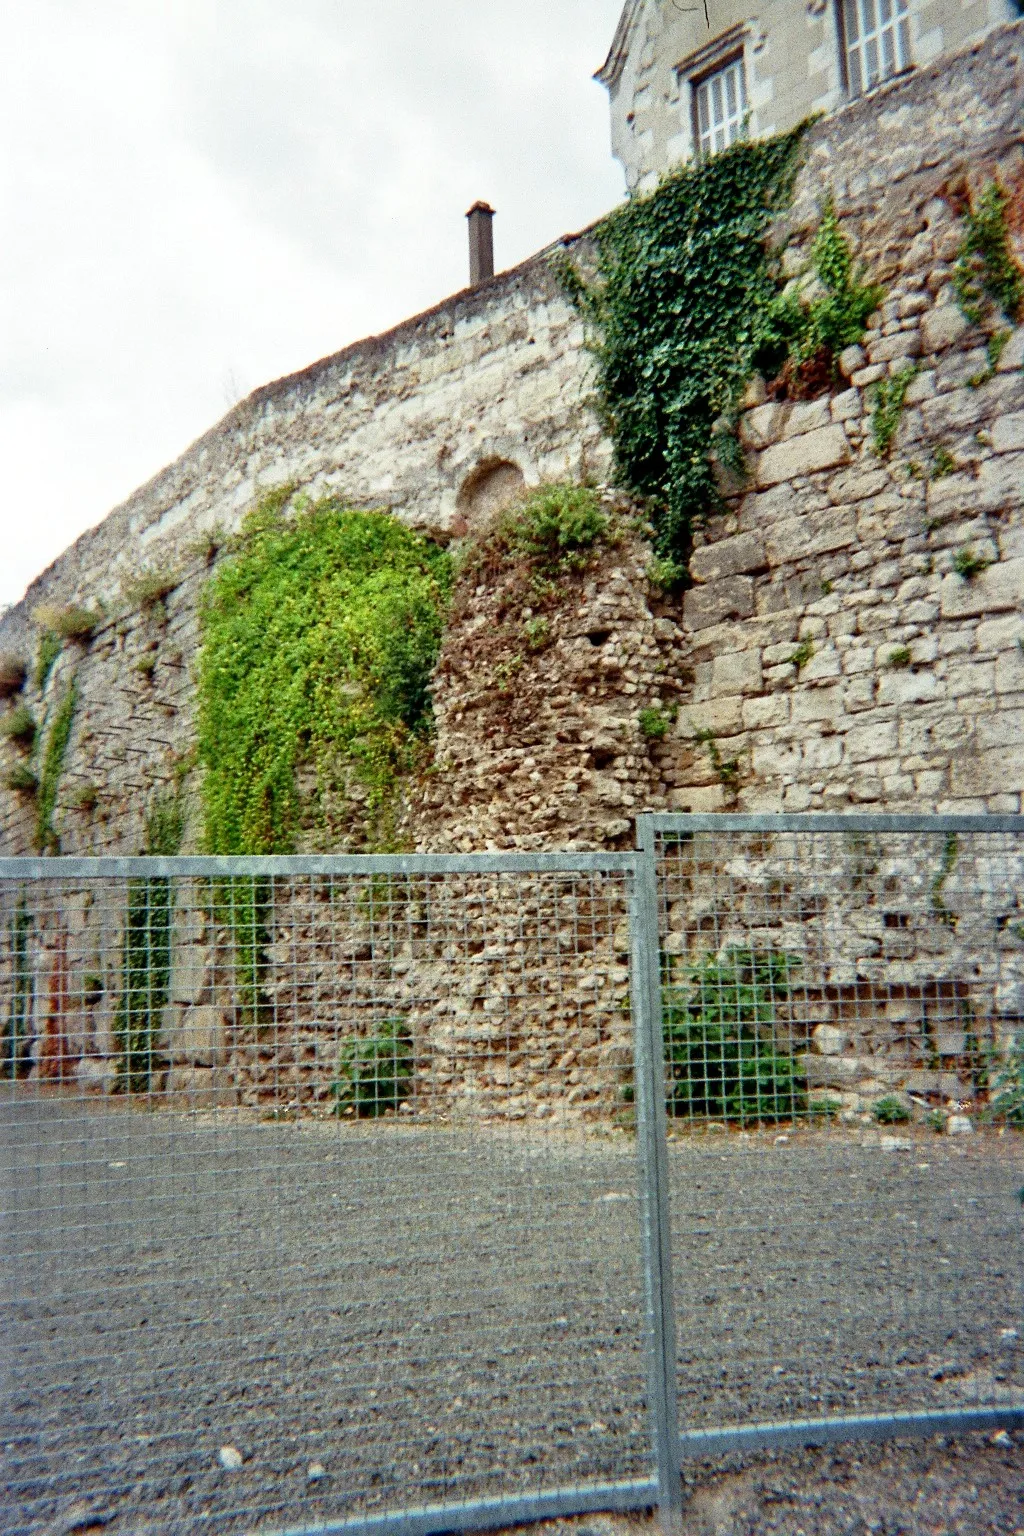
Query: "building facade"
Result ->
[[597, 0, 1019, 188]]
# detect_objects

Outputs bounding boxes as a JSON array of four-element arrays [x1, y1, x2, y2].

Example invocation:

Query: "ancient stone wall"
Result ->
[[1, 26, 1023, 1124]]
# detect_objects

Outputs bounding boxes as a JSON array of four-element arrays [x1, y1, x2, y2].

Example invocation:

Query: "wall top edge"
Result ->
[[0, 852, 640, 880], [642, 814, 1024, 835]]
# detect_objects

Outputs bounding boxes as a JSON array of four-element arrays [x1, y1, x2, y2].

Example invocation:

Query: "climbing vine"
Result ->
[[557, 133, 885, 556], [954, 179, 1024, 327], [35, 679, 77, 854], [197, 493, 451, 854]]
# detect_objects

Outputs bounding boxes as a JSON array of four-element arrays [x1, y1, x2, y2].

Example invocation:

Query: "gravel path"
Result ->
[[1, 1093, 1021, 1536]]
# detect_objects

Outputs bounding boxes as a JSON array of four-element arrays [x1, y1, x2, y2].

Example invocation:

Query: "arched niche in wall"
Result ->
[[454, 458, 525, 535]]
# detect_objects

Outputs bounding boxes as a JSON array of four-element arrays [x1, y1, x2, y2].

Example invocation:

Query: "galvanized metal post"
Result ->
[[630, 816, 683, 1532]]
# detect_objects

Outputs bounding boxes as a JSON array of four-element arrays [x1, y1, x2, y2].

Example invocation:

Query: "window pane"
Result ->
[[897, 15, 910, 65], [725, 63, 738, 119], [844, 0, 861, 45]]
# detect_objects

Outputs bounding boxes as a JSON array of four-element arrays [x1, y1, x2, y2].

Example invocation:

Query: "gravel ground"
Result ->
[[1, 1092, 1022, 1536]]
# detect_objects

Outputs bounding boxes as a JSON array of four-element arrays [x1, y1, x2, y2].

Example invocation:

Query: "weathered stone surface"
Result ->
[[689, 532, 766, 584], [755, 425, 852, 488], [920, 304, 970, 354], [992, 412, 1024, 453], [683, 576, 755, 631], [166, 1066, 236, 1109], [939, 558, 1024, 619]]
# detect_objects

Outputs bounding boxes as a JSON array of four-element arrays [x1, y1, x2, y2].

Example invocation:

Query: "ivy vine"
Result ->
[[557, 131, 884, 556], [197, 493, 451, 854]]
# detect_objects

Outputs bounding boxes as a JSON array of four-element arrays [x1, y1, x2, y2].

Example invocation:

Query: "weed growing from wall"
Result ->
[[2, 902, 33, 1079], [34, 632, 62, 692], [198, 494, 451, 854], [35, 680, 77, 854], [663, 948, 806, 1125], [0, 654, 27, 699], [954, 180, 1024, 326], [331, 1018, 414, 1117], [870, 366, 916, 457]]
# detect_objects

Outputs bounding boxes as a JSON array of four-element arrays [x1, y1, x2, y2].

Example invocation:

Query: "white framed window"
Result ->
[[841, 0, 912, 97], [693, 55, 748, 159]]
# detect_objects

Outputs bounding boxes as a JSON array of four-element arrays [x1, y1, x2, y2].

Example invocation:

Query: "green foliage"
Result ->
[[987, 328, 1013, 370], [647, 554, 688, 592], [71, 783, 99, 812], [639, 705, 673, 741], [953, 545, 990, 581], [2, 764, 38, 794], [2, 902, 33, 1079], [663, 947, 806, 1125], [761, 196, 884, 371], [1, 704, 37, 747], [0, 653, 27, 700], [872, 1094, 911, 1125], [870, 365, 916, 456], [930, 831, 959, 928], [985, 1038, 1024, 1128], [499, 485, 609, 576], [887, 646, 912, 669], [522, 616, 551, 651], [114, 877, 173, 1093], [930, 446, 957, 480], [122, 567, 180, 612], [145, 790, 185, 856], [34, 604, 100, 642], [558, 129, 809, 555], [332, 1018, 414, 1117], [695, 728, 742, 795], [953, 181, 1024, 326], [134, 653, 158, 678], [34, 631, 62, 692], [787, 638, 815, 671], [35, 681, 77, 854], [197, 494, 451, 854]]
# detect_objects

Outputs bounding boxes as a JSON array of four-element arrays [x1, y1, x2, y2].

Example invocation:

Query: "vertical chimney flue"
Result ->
[[466, 201, 495, 287]]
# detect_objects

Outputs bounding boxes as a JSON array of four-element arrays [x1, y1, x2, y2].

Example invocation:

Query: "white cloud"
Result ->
[[0, 0, 625, 605]]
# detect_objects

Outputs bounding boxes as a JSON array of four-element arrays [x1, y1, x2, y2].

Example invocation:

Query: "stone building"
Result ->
[[597, 0, 1020, 189]]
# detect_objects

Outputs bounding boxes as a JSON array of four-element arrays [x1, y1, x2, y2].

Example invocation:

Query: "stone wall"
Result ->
[[1, 27, 1023, 1123]]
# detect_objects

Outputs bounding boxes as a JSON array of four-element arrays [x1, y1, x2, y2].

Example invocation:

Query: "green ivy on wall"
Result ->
[[35, 679, 77, 854], [557, 132, 883, 557], [197, 493, 451, 854]]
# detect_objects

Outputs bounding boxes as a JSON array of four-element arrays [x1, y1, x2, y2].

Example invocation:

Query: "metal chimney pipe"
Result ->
[[466, 201, 495, 287]]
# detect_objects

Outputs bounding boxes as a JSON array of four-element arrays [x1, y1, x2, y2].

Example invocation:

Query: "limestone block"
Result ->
[[668, 784, 725, 813], [688, 531, 767, 584], [995, 978, 1024, 1015], [939, 558, 1024, 619], [782, 399, 831, 438], [867, 331, 921, 364], [976, 709, 1024, 751], [977, 614, 1024, 652], [995, 647, 1024, 694], [838, 345, 865, 379], [683, 576, 754, 631], [742, 694, 790, 729], [739, 403, 788, 449], [170, 945, 211, 1006], [831, 388, 862, 423], [162, 1003, 228, 1066], [675, 696, 744, 736], [920, 304, 969, 353], [876, 669, 939, 707], [755, 425, 851, 488], [75, 1057, 118, 1094], [710, 649, 763, 696], [165, 1066, 236, 1109], [765, 507, 857, 563], [812, 1024, 847, 1055], [992, 413, 1024, 453], [995, 325, 1024, 372], [844, 720, 899, 763], [950, 744, 1024, 798]]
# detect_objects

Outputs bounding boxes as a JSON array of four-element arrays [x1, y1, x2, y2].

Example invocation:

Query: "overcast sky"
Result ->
[[1, 0, 626, 608]]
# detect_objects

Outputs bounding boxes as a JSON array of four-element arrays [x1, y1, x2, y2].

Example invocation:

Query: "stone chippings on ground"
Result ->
[[3, 1103, 1022, 1535]]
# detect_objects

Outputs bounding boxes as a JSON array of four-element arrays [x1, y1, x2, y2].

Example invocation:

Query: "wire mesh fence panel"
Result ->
[[0, 855, 657, 1536], [645, 815, 1024, 1446]]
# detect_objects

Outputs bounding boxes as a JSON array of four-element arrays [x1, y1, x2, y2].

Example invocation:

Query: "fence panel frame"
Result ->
[[637, 811, 1024, 1459], [0, 848, 683, 1536]]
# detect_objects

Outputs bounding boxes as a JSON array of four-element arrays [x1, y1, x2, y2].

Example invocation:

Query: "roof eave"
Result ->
[[594, 0, 644, 88]]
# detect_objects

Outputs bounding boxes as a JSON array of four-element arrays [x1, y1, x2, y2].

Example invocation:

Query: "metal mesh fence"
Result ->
[[644, 815, 1024, 1453], [0, 854, 658, 1536]]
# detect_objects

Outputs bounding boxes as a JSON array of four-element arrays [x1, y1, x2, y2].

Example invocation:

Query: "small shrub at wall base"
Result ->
[[872, 1094, 912, 1125], [499, 485, 609, 577], [664, 948, 805, 1125], [331, 1019, 414, 1117]]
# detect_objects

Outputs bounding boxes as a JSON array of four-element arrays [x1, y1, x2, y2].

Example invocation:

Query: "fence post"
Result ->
[[630, 817, 683, 1531]]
